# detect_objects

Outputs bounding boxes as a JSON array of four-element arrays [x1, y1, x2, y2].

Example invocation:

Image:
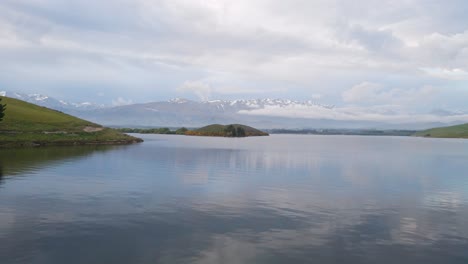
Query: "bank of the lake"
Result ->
[[414, 122, 468, 139], [0, 96, 142, 147]]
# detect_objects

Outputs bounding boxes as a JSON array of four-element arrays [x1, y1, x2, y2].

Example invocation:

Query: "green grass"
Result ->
[[413, 123, 468, 138], [0, 96, 98, 132], [195, 124, 228, 133], [0, 96, 142, 147], [187, 124, 269, 137]]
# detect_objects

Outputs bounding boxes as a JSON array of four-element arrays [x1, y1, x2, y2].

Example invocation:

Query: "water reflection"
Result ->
[[1, 135, 468, 263], [0, 145, 119, 177]]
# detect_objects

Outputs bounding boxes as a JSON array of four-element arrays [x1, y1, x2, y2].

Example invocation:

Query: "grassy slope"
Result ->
[[0, 96, 142, 147], [190, 124, 269, 137], [414, 123, 468, 138]]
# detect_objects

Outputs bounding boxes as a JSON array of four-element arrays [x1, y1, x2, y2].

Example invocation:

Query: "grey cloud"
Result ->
[[0, 0, 467, 112]]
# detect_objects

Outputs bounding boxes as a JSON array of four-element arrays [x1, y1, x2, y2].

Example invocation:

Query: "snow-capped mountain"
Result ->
[[68, 98, 454, 129], [3, 90, 467, 129], [0, 91, 105, 111], [73, 98, 346, 128], [172, 98, 334, 112]]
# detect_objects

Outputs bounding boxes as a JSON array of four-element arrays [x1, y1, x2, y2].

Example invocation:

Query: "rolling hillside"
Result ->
[[414, 123, 468, 138], [186, 124, 269, 137], [0, 96, 142, 147]]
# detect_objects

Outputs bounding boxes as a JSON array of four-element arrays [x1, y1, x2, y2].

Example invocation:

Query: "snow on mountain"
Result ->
[[3, 90, 468, 129], [65, 97, 345, 128], [0, 91, 105, 111]]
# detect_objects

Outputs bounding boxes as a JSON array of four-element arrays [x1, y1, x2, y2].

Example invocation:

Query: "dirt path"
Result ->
[[83, 126, 104, 132]]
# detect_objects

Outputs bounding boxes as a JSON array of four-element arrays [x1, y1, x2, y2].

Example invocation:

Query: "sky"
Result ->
[[1, 0, 468, 116]]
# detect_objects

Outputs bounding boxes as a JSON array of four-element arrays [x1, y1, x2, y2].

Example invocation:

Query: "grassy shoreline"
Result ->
[[0, 96, 143, 148], [413, 123, 468, 139], [0, 129, 143, 148]]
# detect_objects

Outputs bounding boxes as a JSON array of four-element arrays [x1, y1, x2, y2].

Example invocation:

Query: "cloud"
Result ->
[[342, 82, 384, 103], [311, 93, 322, 100], [336, 23, 403, 54], [234, 82, 455, 125], [177, 78, 286, 100], [421, 68, 468, 80], [177, 80, 212, 101], [112, 97, 133, 106], [238, 103, 468, 124], [0, 0, 467, 111], [342, 82, 438, 105]]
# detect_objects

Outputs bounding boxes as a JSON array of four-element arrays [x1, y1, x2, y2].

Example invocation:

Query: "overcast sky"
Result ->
[[1, 0, 468, 113]]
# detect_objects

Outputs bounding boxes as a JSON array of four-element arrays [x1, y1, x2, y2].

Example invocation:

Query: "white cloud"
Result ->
[[112, 97, 133, 106], [342, 82, 438, 105], [311, 93, 322, 100], [342, 82, 384, 103], [238, 104, 468, 124], [0, 0, 467, 111], [177, 80, 212, 101], [421, 68, 468, 80], [177, 78, 285, 99]]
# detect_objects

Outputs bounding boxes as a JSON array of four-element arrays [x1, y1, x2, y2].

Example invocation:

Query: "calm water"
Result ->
[[1, 134, 468, 264]]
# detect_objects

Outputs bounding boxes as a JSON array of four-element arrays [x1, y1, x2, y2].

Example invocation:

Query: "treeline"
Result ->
[[185, 131, 225, 137], [185, 125, 247, 137], [224, 124, 246, 137], [117, 127, 188, 135], [118, 124, 269, 138], [267, 128, 417, 136]]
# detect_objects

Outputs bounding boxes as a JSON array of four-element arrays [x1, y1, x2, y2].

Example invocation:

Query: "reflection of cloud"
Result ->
[[193, 235, 260, 264], [180, 171, 209, 185], [391, 217, 420, 245], [0, 211, 15, 231], [423, 191, 463, 212], [3, 134, 468, 262]]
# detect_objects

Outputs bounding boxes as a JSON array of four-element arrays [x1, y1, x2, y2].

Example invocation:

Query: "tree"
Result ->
[[175, 127, 188, 135], [0, 98, 6, 122], [236, 127, 246, 137], [224, 125, 236, 137]]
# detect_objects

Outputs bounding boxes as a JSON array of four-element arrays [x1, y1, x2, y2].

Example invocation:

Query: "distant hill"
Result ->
[[413, 123, 468, 138], [3, 91, 464, 130], [186, 124, 269, 137], [0, 96, 142, 147]]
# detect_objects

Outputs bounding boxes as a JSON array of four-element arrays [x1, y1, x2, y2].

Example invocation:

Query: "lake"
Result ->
[[1, 134, 468, 264]]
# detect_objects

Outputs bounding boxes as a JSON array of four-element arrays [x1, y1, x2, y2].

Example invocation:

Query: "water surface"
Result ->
[[1, 135, 468, 264]]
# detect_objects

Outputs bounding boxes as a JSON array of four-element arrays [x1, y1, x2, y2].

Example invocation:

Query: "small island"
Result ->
[[118, 124, 269, 137], [0, 96, 143, 147], [185, 124, 269, 137]]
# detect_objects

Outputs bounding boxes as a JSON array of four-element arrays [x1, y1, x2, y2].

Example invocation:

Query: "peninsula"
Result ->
[[0, 96, 142, 147], [414, 123, 468, 139]]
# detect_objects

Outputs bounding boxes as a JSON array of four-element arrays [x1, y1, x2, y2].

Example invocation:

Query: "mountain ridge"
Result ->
[[2, 91, 467, 130]]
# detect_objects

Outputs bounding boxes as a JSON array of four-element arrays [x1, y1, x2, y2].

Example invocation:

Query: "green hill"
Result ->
[[414, 123, 468, 138], [186, 124, 269, 137], [0, 96, 142, 147]]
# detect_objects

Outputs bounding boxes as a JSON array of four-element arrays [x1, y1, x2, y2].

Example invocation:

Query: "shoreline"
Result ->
[[0, 138, 143, 148]]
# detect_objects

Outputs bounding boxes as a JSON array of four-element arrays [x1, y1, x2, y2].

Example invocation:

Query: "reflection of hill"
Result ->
[[0, 146, 118, 182]]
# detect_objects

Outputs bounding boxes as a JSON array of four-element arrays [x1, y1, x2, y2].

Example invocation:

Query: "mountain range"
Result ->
[[2, 91, 466, 129], [0, 91, 104, 111]]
